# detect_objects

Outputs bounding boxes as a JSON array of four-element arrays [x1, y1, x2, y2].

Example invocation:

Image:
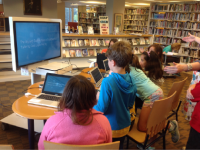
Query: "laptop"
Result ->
[[103, 59, 110, 74], [90, 67, 103, 87], [28, 73, 71, 108]]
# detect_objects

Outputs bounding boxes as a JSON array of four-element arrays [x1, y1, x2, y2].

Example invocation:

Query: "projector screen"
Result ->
[[9, 17, 62, 71]]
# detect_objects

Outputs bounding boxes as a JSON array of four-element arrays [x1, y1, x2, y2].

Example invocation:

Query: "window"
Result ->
[[65, 7, 78, 25]]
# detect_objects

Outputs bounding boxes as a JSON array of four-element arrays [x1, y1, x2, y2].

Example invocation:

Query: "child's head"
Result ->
[[140, 51, 163, 80], [106, 41, 132, 71], [129, 54, 144, 72], [108, 39, 118, 48], [148, 44, 163, 63], [58, 75, 96, 125], [171, 43, 181, 52]]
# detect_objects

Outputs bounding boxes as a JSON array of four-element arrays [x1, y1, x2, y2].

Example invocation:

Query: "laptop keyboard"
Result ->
[[37, 94, 60, 101]]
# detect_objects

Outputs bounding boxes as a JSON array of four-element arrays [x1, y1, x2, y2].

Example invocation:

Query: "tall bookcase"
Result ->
[[78, 6, 106, 33], [124, 7, 149, 34], [149, 2, 200, 63]]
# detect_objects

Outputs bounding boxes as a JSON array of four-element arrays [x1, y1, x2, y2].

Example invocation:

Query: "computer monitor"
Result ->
[[9, 17, 62, 72], [97, 53, 107, 69]]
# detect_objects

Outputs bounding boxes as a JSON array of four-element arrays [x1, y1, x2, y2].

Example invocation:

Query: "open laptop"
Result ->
[[103, 59, 110, 74], [28, 73, 71, 108], [90, 67, 103, 87]]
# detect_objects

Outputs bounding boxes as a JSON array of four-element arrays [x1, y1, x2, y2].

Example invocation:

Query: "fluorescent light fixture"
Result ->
[[169, 1, 180, 2], [71, 3, 79, 5], [80, 1, 105, 4], [132, 3, 150, 5]]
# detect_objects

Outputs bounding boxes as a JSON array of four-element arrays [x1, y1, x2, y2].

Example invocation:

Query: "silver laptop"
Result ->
[[28, 73, 71, 108], [90, 67, 103, 87], [103, 59, 110, 74]]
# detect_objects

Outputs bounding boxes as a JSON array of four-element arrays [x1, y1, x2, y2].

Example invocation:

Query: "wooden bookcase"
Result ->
[[149, 2, 200, 63], [78, 6, 106, 33], [124, 7, 149, 34]]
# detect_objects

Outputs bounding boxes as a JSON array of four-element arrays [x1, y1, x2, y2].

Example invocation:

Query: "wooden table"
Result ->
[[79, 68, 105, 90], [12, 82, 56, 149], [12, 68, 105, 149]]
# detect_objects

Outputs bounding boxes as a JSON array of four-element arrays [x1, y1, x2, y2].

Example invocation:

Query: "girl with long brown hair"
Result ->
[[38, 75, 112, 150]]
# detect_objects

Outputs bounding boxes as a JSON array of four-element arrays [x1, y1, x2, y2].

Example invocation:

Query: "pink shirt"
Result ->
[[38, 109, 112, 150]]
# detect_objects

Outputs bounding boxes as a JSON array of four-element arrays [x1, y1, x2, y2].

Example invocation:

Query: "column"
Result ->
[[106, 0, 125, 34]]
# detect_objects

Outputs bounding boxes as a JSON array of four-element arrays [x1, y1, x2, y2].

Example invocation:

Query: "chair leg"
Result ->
[[126, 136, 129, 149], [143, 135, 149, 150], [176, 101, 182, 121], [163, 133, 166, 149]]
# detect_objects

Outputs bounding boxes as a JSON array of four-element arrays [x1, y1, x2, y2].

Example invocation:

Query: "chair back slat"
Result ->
[[0, 145, 14, 150], [167, 77, 188, 110], [44, 141, 120, 150], [146, 92, 176, 137]]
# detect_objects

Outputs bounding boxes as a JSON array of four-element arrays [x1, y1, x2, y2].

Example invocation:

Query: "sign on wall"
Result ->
[[99, 16, 109, 35]]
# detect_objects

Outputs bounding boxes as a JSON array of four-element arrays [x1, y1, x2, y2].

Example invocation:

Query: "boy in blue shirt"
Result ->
[[94, 41, 137, 149]]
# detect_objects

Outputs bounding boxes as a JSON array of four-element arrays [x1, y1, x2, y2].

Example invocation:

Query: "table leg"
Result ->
[[31, 73, 41, 85], [28, 119, 35, 149], [44, 120, 47, 125]]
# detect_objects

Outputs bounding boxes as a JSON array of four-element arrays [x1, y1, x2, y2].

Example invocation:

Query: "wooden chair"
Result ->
[[44, 141, 120, 150], [126, 92, 176, 150], [0, 145, 14, 150], [167, 77, 188, 121]]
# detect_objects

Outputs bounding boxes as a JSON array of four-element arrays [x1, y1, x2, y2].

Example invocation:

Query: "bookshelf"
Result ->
[[78, 6, 106, 33], [62, 34, 153, 58], [124, 7, 149, 34], [149, 2, 200, 63]]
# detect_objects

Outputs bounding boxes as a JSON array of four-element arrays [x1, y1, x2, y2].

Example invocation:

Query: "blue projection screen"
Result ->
[[14, 22, 61, 67]]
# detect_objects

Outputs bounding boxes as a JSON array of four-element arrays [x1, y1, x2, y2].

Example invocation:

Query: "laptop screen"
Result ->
[[42, 73, 71, 96], [103, 59, 110, 72], [90, 67, 103, 83]]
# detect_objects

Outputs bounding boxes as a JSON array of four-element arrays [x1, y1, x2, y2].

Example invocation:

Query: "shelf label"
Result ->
[[99, 16, 109, 35]]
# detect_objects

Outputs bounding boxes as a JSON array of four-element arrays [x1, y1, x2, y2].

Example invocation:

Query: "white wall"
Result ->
[[3, 0, 57, 18]]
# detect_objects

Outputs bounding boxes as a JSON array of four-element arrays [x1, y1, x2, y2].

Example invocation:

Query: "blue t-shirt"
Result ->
[[129, 66, 159, 100], [93, 72, 137, 130]]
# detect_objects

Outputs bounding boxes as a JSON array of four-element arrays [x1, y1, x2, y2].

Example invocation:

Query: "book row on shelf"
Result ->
[[124, 26, 146, 31], [79, 12, 95, 18], [63, 37, 150, 47], [154, 36, 181, 45], [149, 28, 189, 37], [124, 8, 149, 14], [154, 36, 200, 48], [124, 15, 148, 20], [151, 3, 200, 12], [62, 46, 148, 58], [78, 24, 99, 32], [124, 20, 148, 26], [63, 48, 101, 58], [96, 7, 106, 13], [151, 12, 199, 21], [79, 18, 99, 24], [149, 21, 200, 30]]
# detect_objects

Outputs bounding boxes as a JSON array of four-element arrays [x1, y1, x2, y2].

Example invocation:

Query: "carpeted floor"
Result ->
[[0, 72, 193, 149]]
